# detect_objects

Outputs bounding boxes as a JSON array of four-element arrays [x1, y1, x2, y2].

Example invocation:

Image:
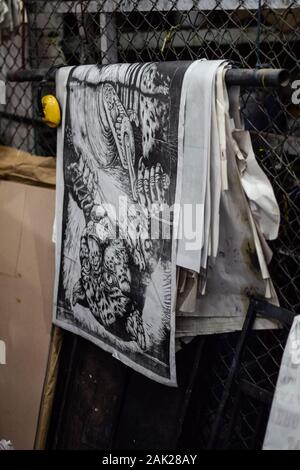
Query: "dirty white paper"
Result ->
[[176, 60, 225, 273], [176, 73, 279, 335], [263, 315, 300, 450]]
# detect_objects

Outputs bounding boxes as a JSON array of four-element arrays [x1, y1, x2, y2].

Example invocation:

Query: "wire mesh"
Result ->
[[0, 0, 299, 449]]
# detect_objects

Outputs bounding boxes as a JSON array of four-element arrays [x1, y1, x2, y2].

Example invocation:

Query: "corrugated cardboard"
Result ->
[[0, 180, 55, 449], [0, 145, 56, 186]]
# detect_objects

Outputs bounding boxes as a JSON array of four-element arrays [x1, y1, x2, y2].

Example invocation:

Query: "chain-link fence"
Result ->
[[0, 0, 299, 449]]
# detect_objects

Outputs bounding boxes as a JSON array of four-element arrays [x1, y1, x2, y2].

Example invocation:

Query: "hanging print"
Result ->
[[53, 62, 189, 385]]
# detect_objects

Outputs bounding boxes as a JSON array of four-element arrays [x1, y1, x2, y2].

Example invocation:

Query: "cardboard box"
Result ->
[[0, 180, 55, 449]]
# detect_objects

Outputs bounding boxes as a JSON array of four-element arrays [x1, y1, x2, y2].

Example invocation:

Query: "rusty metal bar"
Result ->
[[6, 68, 49, 82], [6, 67, 290, 88], [0, 111, 44, 126], [225, 68, 290, 88]]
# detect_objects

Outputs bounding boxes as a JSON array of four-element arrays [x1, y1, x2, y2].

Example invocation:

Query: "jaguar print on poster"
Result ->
[[53, 62, 189, 385]]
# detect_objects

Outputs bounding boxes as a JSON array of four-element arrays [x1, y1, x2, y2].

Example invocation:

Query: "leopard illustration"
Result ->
[[65, 68, 171, 351]]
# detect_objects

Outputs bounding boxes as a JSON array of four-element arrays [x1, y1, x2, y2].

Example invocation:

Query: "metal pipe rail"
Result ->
[[6, 67, 290, 88]]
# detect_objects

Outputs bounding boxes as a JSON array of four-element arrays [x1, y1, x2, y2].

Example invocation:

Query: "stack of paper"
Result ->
[[175, 61, 280, 340]]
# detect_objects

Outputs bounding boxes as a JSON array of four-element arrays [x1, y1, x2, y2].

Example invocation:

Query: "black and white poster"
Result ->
[[53, 62, 190, 385]]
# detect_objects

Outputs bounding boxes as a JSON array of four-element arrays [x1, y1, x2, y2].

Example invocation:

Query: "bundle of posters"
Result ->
[[53, 60, 280, 385], [176, 62, 280, 341]]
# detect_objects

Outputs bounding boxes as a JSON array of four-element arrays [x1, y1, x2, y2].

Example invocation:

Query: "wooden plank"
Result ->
[[27, 0, 300, 14], [49, 335, 128, 449], [99, 12, 118, 64], [119, 26, 297, 50], [113, 338, 204, 450]]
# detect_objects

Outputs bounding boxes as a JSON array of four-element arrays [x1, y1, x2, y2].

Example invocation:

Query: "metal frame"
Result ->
[[208, 297, 296, 449]]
